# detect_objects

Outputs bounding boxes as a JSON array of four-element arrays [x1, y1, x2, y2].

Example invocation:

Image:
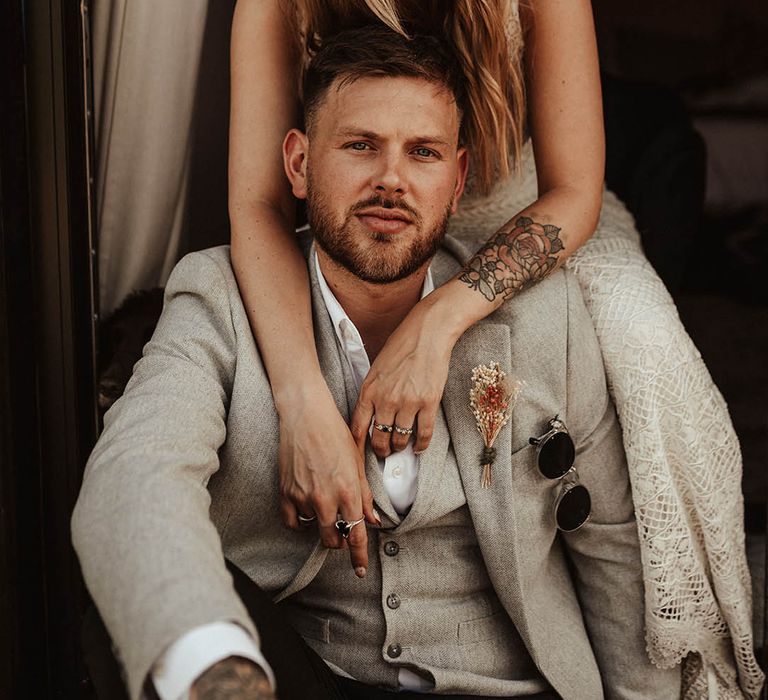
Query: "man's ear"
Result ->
[[283, 128, 309, 200], [450, 147, 470, 215]]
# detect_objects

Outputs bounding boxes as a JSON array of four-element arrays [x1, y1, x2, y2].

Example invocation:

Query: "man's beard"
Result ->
[[307, 179, 452, 285]]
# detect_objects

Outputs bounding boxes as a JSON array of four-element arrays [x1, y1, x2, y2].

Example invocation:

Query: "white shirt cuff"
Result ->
[[150, 621, 276, 700]]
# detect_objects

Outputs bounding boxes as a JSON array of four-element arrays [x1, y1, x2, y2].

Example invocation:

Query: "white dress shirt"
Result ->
[[149, 249, 435, 698]]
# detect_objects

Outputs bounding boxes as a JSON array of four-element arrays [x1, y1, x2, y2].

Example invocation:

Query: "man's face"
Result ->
[[285, 76, 468, 284]]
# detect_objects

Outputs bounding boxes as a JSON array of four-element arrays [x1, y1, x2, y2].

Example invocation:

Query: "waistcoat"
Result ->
[[281, 437, 549, 696]]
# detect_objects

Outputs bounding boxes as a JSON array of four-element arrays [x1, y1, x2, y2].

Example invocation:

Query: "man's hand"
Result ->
[[190, 657, 275, 700]]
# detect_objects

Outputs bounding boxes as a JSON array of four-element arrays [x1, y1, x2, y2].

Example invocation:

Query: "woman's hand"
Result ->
[[276, 378, 378, 577], [350, 286, 469, 458]]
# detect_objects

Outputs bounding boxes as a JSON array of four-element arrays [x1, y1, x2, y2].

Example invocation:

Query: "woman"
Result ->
[[228, 1, 760, 696]]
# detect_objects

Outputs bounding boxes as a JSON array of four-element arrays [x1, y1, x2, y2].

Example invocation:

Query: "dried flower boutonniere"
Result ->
[[469, 362, 522, 488]]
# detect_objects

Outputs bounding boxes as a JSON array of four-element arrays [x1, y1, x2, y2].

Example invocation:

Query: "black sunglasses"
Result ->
[[529, 417, 591, 532]]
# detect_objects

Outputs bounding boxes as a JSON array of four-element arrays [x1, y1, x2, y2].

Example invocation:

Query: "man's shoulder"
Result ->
[[165, 245, 243, 310], [169, 245, 234, 286], [162, 245, 248, 342]]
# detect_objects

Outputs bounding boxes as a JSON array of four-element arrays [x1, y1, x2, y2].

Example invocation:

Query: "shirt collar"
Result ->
[[312, 247, 435, 351]]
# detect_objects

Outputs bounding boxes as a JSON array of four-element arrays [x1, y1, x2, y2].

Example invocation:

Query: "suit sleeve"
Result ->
[[559, 272, 681, 700], [72, 250, 259, 700]]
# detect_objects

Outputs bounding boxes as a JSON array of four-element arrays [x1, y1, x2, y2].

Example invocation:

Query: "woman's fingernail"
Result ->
[[355, 567, 367, 578], [373, 508, 382, 525]]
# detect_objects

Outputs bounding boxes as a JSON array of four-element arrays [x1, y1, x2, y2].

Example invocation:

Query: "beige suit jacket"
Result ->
[[72, 238, 680, 700]]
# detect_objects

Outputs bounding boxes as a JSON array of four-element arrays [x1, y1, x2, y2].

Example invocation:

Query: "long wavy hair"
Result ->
[[287, 0, 527, 194]]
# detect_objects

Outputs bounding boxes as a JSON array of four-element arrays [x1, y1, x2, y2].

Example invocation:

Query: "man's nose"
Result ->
[[371, 152, 406, 196]]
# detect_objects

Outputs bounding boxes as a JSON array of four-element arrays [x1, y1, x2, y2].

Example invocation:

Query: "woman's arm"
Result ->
[[229, 0, 305, 405], [229, 0, 375, 573], [458, 0, 605, 307], [353, 0, 605, 458]]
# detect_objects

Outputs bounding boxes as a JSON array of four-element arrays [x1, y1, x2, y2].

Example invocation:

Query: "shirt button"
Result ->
[[387, 643, 402, 658], [391, 465, 402, 478], [384, 541, 399, 556], [386, 593, 401, 609]]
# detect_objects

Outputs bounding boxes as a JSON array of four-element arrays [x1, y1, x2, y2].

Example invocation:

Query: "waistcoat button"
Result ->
[[387, 643, 402, 658], [386, 593, 401, 609], [384, 541, 399, 556]]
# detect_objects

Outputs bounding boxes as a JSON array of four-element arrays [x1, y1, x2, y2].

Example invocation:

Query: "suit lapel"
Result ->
[[310, 260, 351, 424], [309, 252, 400, 525], [441, 321, 537, 658]]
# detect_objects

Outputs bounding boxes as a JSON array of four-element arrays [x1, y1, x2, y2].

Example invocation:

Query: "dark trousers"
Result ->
[[82, 561, 560, 700]]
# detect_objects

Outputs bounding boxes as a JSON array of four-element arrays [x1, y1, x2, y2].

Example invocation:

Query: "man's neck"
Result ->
[[316, 249, 427, 361]]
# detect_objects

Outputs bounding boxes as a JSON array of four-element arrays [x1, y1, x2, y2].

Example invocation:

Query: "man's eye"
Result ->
[[413, 147, 437, 158], [348, 142, 371, 151]]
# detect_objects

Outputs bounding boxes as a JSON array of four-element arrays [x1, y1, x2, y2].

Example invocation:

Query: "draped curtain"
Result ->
[[92, 0, 210, 314]]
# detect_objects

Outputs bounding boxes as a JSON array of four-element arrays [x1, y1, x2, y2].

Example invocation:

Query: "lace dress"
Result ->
[[449, 130, 763, 696]]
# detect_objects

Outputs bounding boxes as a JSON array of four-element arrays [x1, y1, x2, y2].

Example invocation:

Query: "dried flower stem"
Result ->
[[469, 362, 521, 488]]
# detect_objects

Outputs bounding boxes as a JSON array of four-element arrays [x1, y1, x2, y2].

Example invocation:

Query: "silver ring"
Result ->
[[335, 517, 365, 539], [374, 422, 394, 433], [394, 425, 413, 436], [297, 513, 317, 524]]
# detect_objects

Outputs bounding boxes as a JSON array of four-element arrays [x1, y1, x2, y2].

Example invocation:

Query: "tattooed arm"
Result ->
[[456, 0, 603, 305], [190, 657, 275, 700], [459, 216, 565, 302]]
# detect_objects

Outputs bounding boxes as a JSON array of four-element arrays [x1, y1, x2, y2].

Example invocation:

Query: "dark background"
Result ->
[[1, 0, 766, 697]]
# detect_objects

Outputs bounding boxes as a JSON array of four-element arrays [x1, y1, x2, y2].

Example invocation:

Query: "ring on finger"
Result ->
[[335, 516, 365, 539], [297, 513, 317, 524], [374, 421, 394, 433], [394, 425, 413, 436]]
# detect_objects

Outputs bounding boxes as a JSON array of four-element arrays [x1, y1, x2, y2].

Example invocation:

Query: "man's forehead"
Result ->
[[316, 75, 461, 144]]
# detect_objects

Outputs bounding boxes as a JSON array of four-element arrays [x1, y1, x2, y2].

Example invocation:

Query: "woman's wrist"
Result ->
[[420, 276, 496, 344], [272, 366, 334, 416]]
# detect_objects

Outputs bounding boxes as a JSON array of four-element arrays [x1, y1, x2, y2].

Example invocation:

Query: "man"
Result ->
[[72, 26, 681, 700]]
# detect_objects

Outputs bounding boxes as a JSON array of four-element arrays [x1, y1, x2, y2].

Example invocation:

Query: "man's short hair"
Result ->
[[302, 25, 466, 137]]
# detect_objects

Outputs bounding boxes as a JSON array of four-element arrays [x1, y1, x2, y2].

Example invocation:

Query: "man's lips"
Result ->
[[356, 207, 413, 223], [355, 207, 413, 234]]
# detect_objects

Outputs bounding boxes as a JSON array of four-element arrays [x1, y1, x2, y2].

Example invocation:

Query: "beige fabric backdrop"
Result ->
[[93, 0, 210, 314]]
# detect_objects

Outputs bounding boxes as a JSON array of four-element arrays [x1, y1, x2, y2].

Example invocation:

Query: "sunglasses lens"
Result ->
[[538, 431, 575, 479], [555, 483, 591, 532]]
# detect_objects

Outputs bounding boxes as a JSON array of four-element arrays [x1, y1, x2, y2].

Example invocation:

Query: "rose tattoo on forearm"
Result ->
[[458, 216, 564, 302]]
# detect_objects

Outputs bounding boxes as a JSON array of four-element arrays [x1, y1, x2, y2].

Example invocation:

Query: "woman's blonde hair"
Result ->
[[289, 0, 527, 194]]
